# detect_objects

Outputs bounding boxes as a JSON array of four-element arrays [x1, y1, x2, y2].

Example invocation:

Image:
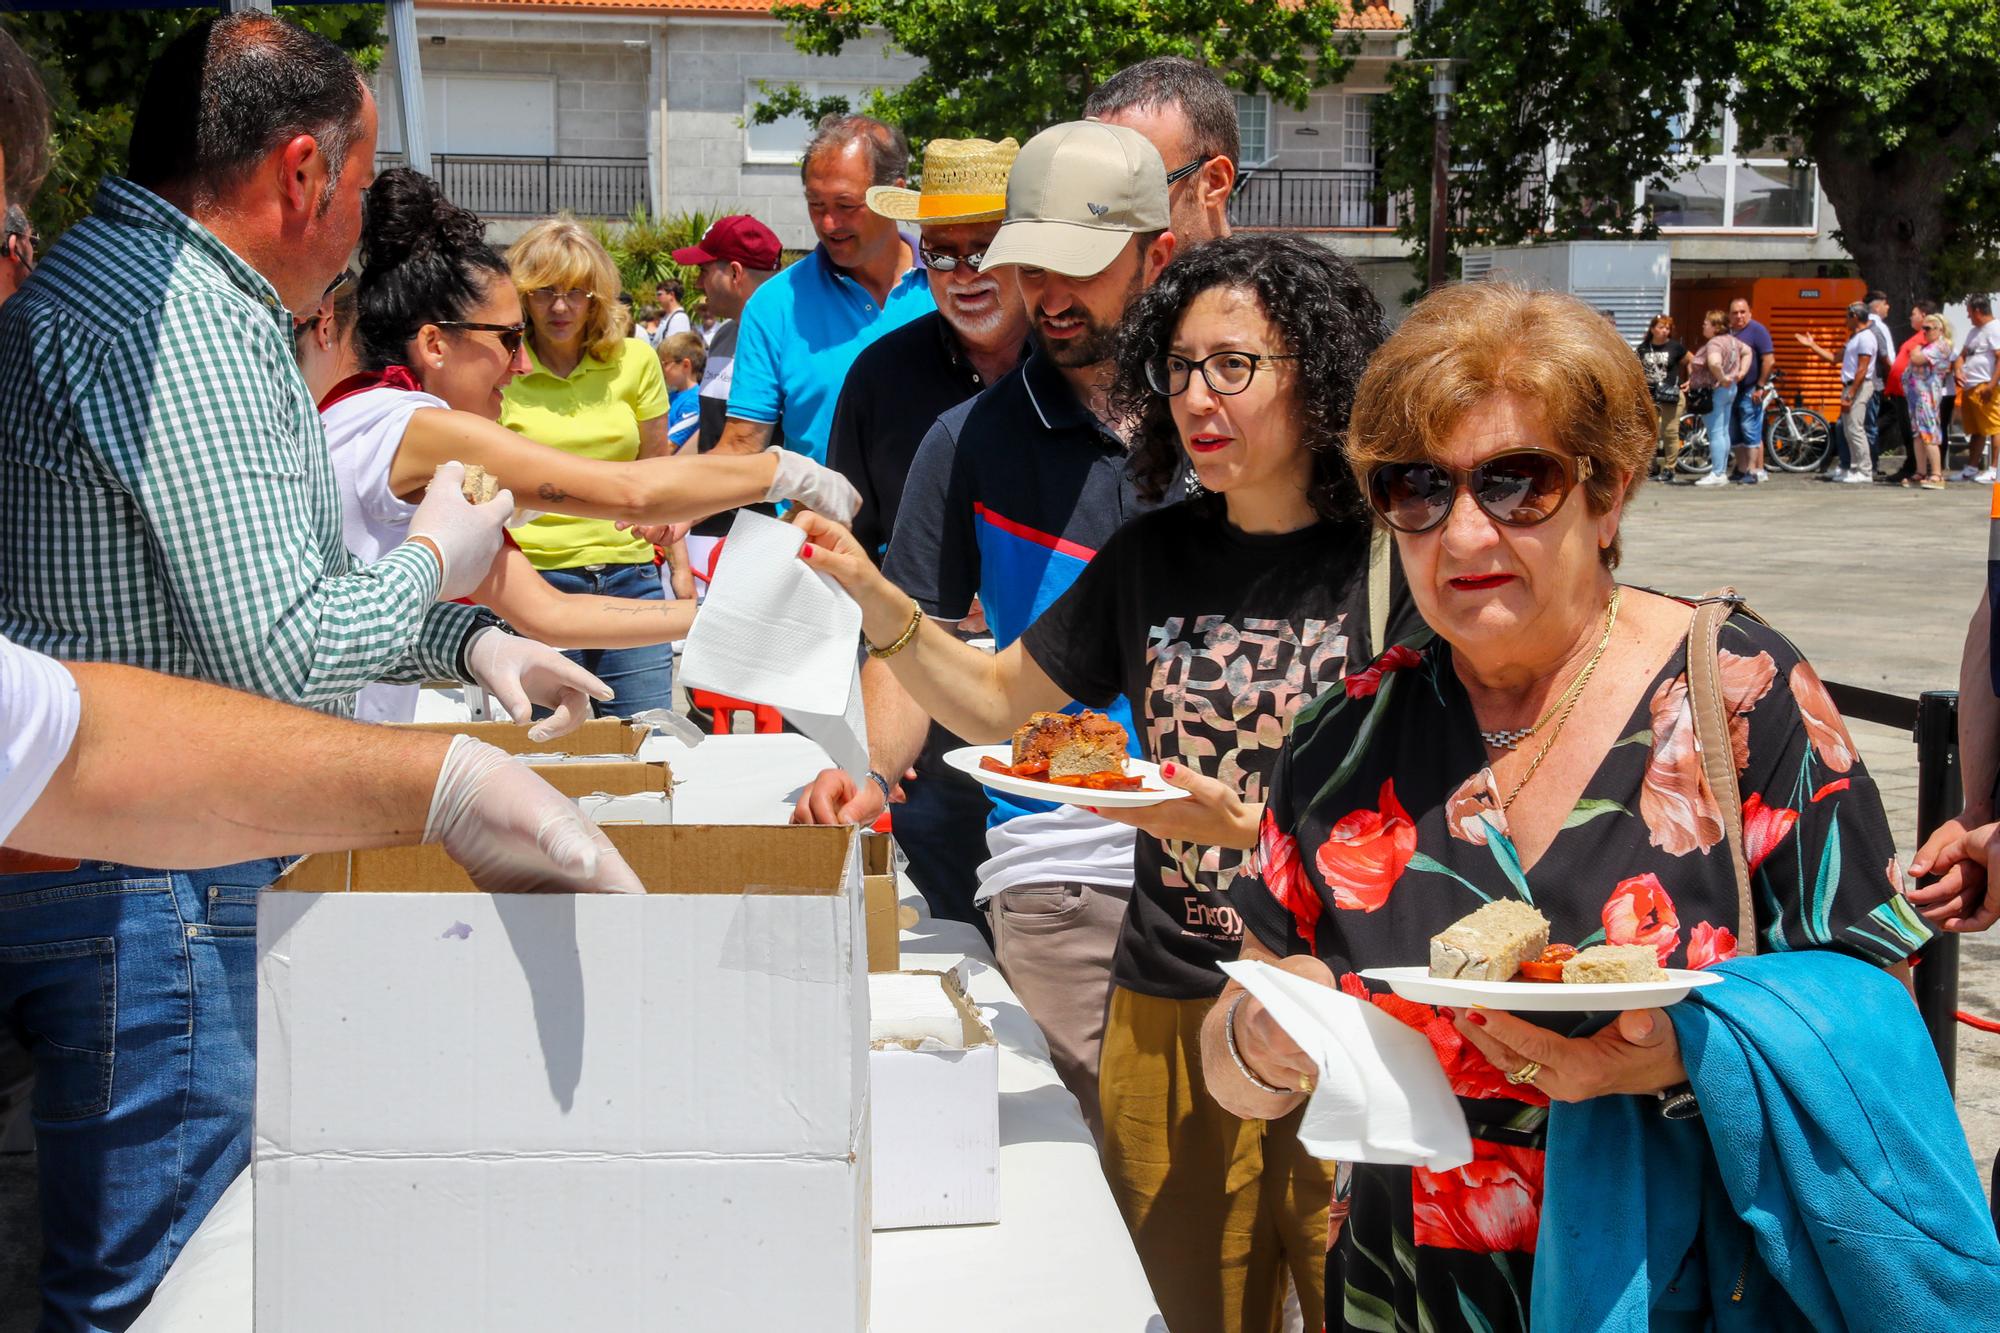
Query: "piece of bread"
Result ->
[[1560, 944, 1668, 984], [460, 464, 499, 504], [1428, 900, 1551, 981], [1009, 710, 1129, 778]]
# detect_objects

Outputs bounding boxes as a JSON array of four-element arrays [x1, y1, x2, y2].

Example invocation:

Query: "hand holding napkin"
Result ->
[[677, 511, 870, 779], [1219, 959, 1472, 1170]]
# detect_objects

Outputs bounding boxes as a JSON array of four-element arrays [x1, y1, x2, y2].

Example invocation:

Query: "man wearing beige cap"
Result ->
[[796, 120, 1176, 1140], [804, 138, 1032, 932]]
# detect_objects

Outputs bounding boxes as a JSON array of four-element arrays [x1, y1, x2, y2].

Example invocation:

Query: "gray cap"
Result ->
[[980, 120, 1170, 278]]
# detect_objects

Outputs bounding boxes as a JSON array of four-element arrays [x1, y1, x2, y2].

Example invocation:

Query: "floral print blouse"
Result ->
[[1904, 339, 1954, 443], [1232, 609, 1927, 1333]]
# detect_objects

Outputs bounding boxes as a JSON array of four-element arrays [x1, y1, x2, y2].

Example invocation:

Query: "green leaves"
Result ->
[[1382, 0, 2000, 303], [763, 0, 1358, 152]]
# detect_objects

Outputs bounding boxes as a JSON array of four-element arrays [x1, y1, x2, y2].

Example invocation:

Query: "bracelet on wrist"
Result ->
[[864, 770, 893, 805], [1224, 993, 1291, 1097], [866, 601, 925, 660]]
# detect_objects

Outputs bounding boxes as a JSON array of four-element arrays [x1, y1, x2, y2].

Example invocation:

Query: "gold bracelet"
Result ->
[[866, 601, 925, 660]]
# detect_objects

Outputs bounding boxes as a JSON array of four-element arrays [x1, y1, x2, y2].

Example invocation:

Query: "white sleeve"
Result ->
[[0, 636, 83, 846]]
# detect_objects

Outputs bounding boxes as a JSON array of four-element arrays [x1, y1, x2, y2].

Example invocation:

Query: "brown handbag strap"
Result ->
[[1686, 592, 1758, 955]]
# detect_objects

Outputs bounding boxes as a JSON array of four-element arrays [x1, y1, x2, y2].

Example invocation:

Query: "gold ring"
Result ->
[[1505, 1060, 1543, 1086], [1296, 1073, 1315, 1094]]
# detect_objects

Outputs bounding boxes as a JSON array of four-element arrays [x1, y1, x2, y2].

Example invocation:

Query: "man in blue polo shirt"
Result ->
[[794, 120, 1176, 1139], [713, 114, 934, 465]]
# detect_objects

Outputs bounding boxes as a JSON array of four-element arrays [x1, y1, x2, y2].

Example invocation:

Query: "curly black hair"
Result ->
[[1114, 232, 1388, 521], [354, 167, 509, 372]]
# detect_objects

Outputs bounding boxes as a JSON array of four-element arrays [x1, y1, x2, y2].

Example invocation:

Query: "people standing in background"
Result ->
[[658, 329, 705, 453], [1689, 309, 1748, 488], [673, 213, 784, 596], [1878, 301, 1934, 484], [1957, 295, 1999, 483], [1727, 296, 1775, 483], [655, 277, 692, 343], [713, 115, 934, 466], [805, 135, 1029, 931], [503, 217, 679, 717], [1084, 56, 1238, 248], [1796, 303, 1880, 484], [1904, 311, 1954, 491], [699, 308, 718, 345], [635, 304, 664, 345], [1634, 314, 1688, 481]]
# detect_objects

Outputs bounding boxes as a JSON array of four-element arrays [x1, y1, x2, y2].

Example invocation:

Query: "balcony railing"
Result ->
[[375, 153, 649, 219], [1229, 169, 1393, 230]]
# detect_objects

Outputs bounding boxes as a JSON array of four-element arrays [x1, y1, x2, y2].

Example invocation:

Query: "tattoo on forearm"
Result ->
[[537, 483, 570, 501]]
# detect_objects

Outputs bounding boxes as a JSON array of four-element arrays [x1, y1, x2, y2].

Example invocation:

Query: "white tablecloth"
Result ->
[[132, 734, 1159, 1332]]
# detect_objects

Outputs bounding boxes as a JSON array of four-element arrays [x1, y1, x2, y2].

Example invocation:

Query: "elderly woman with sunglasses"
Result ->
[[794, 234, 1419, 1333], [296, 170, 857, 721], [1207, 284, 1928, 1332]]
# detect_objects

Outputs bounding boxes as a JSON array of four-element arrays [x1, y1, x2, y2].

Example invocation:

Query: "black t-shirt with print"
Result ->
[[1020, 492, 1422, 999], [1635, 338, 1688, 402]]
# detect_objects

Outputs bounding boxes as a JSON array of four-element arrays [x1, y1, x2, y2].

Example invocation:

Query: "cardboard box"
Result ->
[[868, 970, 999, 1229], [396, 719, 672, 798], [575, 791, 675, 825], [255, 825, 870, 1331], [864, 872, 901, 973]]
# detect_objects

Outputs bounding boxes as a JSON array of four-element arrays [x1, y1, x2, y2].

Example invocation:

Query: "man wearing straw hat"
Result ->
[[805, 138, 1032, 931]]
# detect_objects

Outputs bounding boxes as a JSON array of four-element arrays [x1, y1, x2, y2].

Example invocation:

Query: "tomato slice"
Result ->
[[1517, 959, 1566, 982]]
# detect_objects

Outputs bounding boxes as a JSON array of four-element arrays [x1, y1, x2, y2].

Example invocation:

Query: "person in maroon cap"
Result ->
[[674, 214, 786, 592]]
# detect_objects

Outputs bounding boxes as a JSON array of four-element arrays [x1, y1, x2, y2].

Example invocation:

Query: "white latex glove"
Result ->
[[424, 735, 643, 893], [766, 447, 861, 524], [464, 628, 613, 741], [406, 461, 513, 600]]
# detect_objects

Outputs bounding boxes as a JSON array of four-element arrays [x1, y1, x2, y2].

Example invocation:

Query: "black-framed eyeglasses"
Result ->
[[434, 320, 528, 355], [919, 244, 987, 274], [1164, 154, 1213, 187], [1366, 448, 1595, 534], [1145, 350, 1298, 397], [525, 286, 595, 308]]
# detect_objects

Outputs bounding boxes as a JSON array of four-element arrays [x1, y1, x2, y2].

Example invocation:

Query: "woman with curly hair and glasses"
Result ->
[[792, 232, 1420, 1332]]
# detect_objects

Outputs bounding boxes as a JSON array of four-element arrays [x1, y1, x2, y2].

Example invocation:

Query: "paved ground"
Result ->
[[0, 469, 1992, 1327], [1618, 468, 1999, 1196]]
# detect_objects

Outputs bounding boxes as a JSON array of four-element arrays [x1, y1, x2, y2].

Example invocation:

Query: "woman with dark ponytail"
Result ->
[[303, 169, 857, 721]]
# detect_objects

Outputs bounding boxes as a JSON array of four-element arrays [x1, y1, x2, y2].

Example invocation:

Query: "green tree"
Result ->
[[756, 0, 1364, 149], [4, 6, 382, 242], [1378, 0, 2000, 307]]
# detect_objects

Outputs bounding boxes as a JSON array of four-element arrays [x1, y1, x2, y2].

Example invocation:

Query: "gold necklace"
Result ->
[[1499, 587, 1622, 812]]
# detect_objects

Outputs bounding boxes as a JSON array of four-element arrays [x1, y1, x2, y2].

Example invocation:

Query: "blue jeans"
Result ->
[[1706, 382, 1739, 476], [1730, 377, 1763, 450], [0, 857, 285, 1331], [538, 561, 676, 718]]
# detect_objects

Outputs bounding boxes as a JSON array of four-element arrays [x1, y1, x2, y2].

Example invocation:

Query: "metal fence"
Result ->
[[375, 154, 649, 219], [1825, 682, 1962, 1087], [1229, 169, 1392, 230]]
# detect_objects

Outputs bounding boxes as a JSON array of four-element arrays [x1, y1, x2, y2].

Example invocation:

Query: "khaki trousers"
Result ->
[[1099, 988, 1333, 1333], [984, 880, 1132, 1142]]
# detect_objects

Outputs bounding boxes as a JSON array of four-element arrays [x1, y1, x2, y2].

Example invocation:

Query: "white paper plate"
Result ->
[[1358, 965, 1724, 1012], [942, 744, 1190, 809]]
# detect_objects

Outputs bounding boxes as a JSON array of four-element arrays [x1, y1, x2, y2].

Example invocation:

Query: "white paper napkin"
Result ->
[[676, 511, 870, 779], [1219, 959, 1472, 1170]]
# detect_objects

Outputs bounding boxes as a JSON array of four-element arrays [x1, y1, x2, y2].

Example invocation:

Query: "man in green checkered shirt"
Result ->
[[0, 17, 613, 1326]]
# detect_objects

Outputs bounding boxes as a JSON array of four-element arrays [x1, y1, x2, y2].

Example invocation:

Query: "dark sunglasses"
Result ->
[[291, 267, 355, 337], [919, 244, 986, 273], [434, 320, 528, 355], [1164, 155, 1212, 187], [1367, 449, 1595, 534], [3, 206, 36, 274]]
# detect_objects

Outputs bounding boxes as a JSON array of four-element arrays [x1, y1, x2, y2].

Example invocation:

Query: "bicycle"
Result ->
[[1668, 371, 1831, 477]]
